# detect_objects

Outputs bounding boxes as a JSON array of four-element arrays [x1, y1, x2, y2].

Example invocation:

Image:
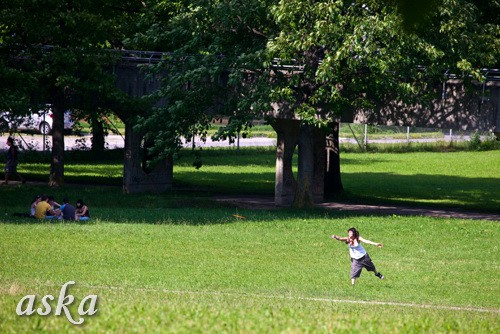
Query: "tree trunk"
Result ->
[[49, 96, 65, 186], [293, 123, 315, 208], [91, 115, 105, 153], [270, 119, 300, 206], [324, 120, 344, 194], [313, 126, 326, 202]]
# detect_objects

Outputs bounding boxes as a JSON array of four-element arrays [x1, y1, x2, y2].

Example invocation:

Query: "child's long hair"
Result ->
[[348, 227, 360, 241]]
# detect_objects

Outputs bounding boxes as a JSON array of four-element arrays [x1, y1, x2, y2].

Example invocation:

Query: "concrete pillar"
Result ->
[[271, 119, 300, 206], [123, 118, 173, 193], [293, 123, 316, 207], [493, 83, 500, 138], [313, 126, 326, 202], [324, 120, 344, 194]]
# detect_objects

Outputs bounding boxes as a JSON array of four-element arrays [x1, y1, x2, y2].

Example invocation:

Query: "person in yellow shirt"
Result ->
[[34, 195, 58, 219]]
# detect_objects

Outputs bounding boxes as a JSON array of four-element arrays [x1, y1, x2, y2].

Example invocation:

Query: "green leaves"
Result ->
[[135, 0, 498, 157], [130, 0, 276, 164], [0, 0, 140, 112], [2, 0, 495, 170]]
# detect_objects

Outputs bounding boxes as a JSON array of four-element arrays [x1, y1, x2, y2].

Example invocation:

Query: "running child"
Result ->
[[331, 227, 385, 285]]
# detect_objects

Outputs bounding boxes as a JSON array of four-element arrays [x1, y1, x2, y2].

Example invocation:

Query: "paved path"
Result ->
[[214, 196, 500, 221], [1, 133, 473, 151], [1, 133, 269, 150]]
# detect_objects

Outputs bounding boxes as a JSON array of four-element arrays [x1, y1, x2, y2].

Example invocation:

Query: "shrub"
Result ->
[[468, 131, 482, 150], [468, 132, 500, 151]]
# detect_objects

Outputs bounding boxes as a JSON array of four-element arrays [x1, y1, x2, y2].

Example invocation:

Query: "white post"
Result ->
[[407, 126, 410, 144], [364, 124, 368, 150], [43, 113, 46, 151], [449, 129, 452, 141]]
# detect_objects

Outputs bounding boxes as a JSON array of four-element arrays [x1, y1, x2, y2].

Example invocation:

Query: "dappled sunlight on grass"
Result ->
[[9, 149, 500, 212], [64, 165, 122, 178], [342, 170, 500, 211]]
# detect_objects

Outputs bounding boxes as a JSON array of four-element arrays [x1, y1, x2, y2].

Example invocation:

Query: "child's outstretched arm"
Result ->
[[331, 235, 348, 242], [359, 236, 383, 247]]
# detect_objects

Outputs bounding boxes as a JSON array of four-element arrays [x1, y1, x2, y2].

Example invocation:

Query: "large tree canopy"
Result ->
[[130, 0, 276, 162], [133, 0, 497, 206], [268, 1, 430, 121], [268, 0, 498, 121], [0, 0, 143, 185]]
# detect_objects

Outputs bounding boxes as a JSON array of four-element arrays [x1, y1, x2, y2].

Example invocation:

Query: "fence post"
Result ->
[[406, 126, 410, 144], [364, 124, 368, 150], [347, 124, 364, 151]]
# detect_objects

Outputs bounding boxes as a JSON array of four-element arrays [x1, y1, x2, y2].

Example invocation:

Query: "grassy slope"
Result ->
[[0, 214, 499, 333], [0, 149, 498, 332]]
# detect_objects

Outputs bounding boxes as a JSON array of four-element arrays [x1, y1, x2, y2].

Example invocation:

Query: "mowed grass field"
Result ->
[[0, 214, 498, 333], [0, 149, 499, 332]]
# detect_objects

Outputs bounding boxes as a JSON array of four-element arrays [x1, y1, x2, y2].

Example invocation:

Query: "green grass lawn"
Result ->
[[339, 151, 500, 211], [0, 213, 498, 333], [0, 148, 499, 332]]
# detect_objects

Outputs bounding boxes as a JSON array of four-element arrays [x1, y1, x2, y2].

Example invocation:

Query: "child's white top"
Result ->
[[348, 241, 367, 259]]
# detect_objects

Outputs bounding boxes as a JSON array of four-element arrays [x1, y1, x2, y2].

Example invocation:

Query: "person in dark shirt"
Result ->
[[61, 198, 76, 220], [3, 137, 26, 185]]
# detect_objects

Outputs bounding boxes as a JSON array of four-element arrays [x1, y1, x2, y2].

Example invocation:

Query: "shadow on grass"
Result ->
[[0, 204, 378, 226], [2, 146, 498, 226], [173, 167, 499, 213], [333, 172, 500, 213], [339, 157, 391, 166]]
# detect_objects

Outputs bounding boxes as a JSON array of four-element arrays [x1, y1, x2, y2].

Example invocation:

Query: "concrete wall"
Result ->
[[349, 80, 500, 131], [122, 118, 173, 194], [113, 61, 172, 194], [112, 62, 163, 99]]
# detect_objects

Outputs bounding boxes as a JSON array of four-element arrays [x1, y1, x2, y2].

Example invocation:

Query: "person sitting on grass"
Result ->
[[48, 195, 61, 211], [34, 195, 59, 219], [331, 227, 384, 286], [60, 198, 76, 221], [75, 199, 90, 221], [30, 195, 41, 218]]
